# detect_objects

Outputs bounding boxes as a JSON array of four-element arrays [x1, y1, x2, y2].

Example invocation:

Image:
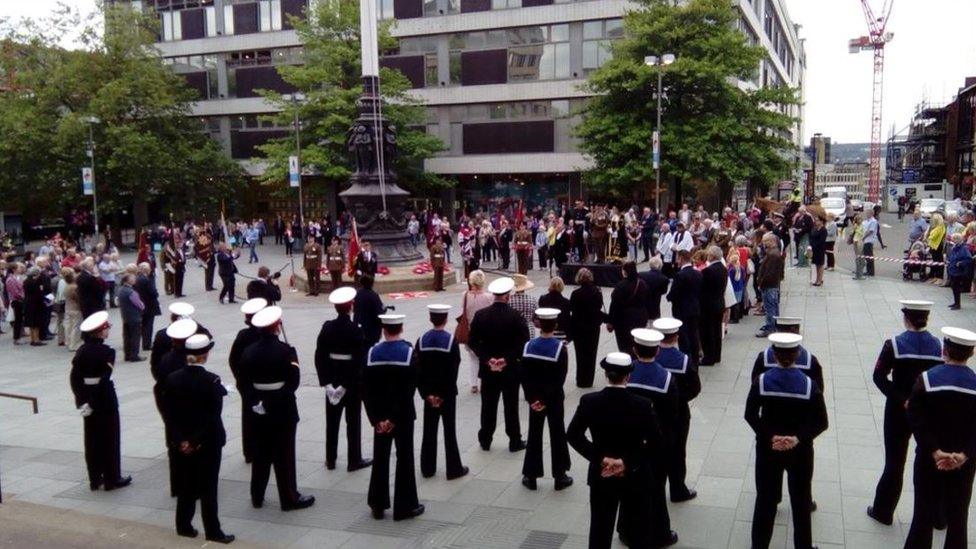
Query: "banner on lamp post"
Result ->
[[82, 167, 94, 196], [289, 155, 300, 188], [652, 130, 660, 170]]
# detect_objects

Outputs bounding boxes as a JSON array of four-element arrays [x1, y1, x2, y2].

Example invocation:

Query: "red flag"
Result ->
[[347, 218, 360, 277], [515, 198, 525, 226]]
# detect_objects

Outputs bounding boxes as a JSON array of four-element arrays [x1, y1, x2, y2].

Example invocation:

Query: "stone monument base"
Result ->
[[293, 265, 458, 294]]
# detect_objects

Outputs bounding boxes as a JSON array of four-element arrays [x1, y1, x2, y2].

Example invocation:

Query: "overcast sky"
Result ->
[[6, 0, 976, 144]]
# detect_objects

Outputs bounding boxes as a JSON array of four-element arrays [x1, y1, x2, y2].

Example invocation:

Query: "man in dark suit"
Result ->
[[353, 275, 386, 348], [666, 250, 702, 365], [355, 241, 378, 283], [135, 263, 161, 351], [77, 259, 106, 318], [638, 257, 670, 322], [216, 243, 239, 304], [698, 246, 727, 366]]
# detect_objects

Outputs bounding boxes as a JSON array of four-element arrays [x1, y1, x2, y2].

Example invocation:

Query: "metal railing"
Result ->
[[0, 392, 39, 503]]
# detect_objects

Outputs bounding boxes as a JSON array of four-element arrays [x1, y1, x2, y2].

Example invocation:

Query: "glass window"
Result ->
[[223, 5, 235, 35], [424, 53, 438, 87], [554, 42, 570, 78], [260, 1, 272, 31], [486, 30, 507, 47], [508, 45, 542, 82], [447, 0, 460, 14], [467, 104, 488, 119], [583, 21, 603, 40], [582, 41, 600, 71], [161, 11, 181, 41], [205, 6, 217, 37], [508, 26, 544, 45], [550, 24, 569, 43], [271, 0, 282, 30], [227, 69, 237, 97], [449, 51, 461, 84], [552, 100, 570, 116], [466, 31, 486, 49], [231, 115, 243, 129], [606, 19, 623, 38], [378, 0, 395, 20], [449, 105, 466, 122], [423, 0, 437, 15]]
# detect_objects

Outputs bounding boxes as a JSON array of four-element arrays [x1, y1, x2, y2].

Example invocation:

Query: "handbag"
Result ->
[[454, 292, 470, 344]]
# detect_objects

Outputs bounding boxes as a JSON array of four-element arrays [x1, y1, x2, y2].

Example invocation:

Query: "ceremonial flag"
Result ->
[[515, 198, 525, 226], [220, 200, 230, 245], [347, 218, 360, 277]]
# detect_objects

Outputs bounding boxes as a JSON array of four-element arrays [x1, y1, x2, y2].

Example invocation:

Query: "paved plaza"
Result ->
[[1, 215, 975, 548]]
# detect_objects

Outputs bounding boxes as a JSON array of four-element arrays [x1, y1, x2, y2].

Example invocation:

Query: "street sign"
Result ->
[[902, 169, 919, 183], [889, 187, 897, 197], [652, 130, 660, 170], [82, 167, 93, 196], [289, 155, 300, 188]]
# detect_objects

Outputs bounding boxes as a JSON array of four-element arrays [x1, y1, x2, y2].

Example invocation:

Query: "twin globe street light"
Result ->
[[644, 53, 675, 212]]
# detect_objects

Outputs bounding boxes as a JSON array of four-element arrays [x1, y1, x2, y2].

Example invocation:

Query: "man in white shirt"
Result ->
[[862, 210, 879, 277], [657, 222, 674, 276]]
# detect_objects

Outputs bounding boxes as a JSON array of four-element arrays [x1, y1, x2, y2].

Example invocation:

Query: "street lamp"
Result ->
[[85, 116, 101, 242], [644, 53, 675, 212], [285, 93, 307, 226]]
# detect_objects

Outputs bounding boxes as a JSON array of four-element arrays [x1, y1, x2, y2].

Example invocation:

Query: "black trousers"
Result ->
[[175, 447, 223, 537], [615, 467, 672, 548], [669, 403, 692, 498], [241, 400, 255, 463], [863, 242, 875, 276], [698, 311, 723, 365], [250, 419, 300, 505], [537, 247, 547, 270], [307, 269, 320, 295], [204, 261, 215, 291], [326, 391, 363, 467], [174, 266, 186, 296], [872, 398, 913, 521], [613, 326, 635, 354], [478, 375, 522, 447], [677, 318, 701, 365], [421, 396, 463, 477], [641, 233, 654, 261], [522, 399, 570, 478], [219, 275, 235, 303], [574, 326, 600, 388], [752, 444, 814, 549], [368, 419, 420, 515], [591, 478, 650, 549], [141, 314, 155, 351], [905, 458, 975, 549], [500, 247, 511, 270], [122, 321, 141, 360], [951, 275, 968, 307], [825, 241, 836, 269], [83, 407, 121, 486], [10, 300, 23, 341], [930, 248, 945, 279]]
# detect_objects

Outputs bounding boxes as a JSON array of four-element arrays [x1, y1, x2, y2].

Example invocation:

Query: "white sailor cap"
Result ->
[[600, 352, 634, 373], [251, 306, 283, 329], [329, 286, 357, 305], [185, 333, 214, 355], [652, 318, 682, 335], [900, 300, 933, 312], [240, 298, 268, 316], [80, 311, 110, 333], [768, 332, 803, 349], [168, 302, 195, 318], [631, 328, 664, 347], [427, 304, 452, 314], [379, 314, 406, 326], [774, 317, 803, 327], [166, 318, 198, 341], [942, 327, 976, 347], [535, 308, 560, 320], [487, 277, 515, 295]]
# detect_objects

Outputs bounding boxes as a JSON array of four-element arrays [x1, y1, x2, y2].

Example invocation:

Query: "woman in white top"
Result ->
[[460, 270, 494, 394], [97, 253, 121, 308]]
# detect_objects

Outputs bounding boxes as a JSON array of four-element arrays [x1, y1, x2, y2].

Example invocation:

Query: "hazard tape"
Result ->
[[825, 249, 945, 267], [388, 291, 430, 300]]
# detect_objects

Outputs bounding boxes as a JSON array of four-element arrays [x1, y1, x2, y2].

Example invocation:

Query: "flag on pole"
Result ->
[[515, 198, 525, 226], [347, 218, 360, 277], [220, 200, 230, 245]]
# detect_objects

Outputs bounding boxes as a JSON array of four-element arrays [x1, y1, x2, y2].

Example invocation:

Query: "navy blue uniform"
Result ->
[[314, 313, 367, 469], [416, 329, 464, 478], [520, 336, 570, 480], [228, 325, 261, 463], [656, 344, 700, 500], [69, 338, 124, 489], [751, 345, 826, 391]]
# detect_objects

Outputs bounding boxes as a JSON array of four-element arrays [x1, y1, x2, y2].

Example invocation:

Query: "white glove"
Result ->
[[325, 384, 346, 405], [78, 403, 93, 417], [251, 401, 266, 415]]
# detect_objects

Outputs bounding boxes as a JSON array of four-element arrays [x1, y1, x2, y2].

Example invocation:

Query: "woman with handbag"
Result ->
[[458, 270, 493, 394]]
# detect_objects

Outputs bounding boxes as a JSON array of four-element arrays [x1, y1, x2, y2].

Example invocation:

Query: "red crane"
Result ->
[[849, 0, 894, 203]]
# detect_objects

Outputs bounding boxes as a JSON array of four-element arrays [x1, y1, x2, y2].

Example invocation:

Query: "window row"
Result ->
[[434, 100, 573, 123], [159, 0, 292, 42], [377, 0, 595, 21]]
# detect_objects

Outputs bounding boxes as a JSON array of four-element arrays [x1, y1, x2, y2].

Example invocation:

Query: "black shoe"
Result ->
[[935, 517, 947, 530], [422, 470, 435, 479], [656, 530, 679, 547], [206, 533, 235, 544], [348, 459, 372, 472], [127, 357, 145, 363], [326, 461, 336, 470], [30, 342, 47, 347], [521, 476, 537, 490], [554, 475, 574, 491], [176, 527, 198, 538], [393, 504, 425, 521], [866, 506, 892, 525], [447, 466, 470, 481], [372, 507, 385, 519], [671, 489, 697, 503], [104, 476, 132, 490], [251, 498, 263, 509], [479, 440, 491, 451], [244, 456, 252, 464], [950, 304, 961, 310], [89, 479, 102, 491], [811, 500, 818, 512], [509, 440, 527, 452], [281, 495, 315, 511]]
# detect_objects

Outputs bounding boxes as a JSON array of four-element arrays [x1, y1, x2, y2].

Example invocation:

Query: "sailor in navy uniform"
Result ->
[[241, 306, 315, 512], [150, 302, 195, 374], [69, 311, 132, 492], [364, 314, 424, 521], [228, 298, 267, 465], [314, 287, 371, 472], [152, 318, 198, 497], [520, 308, 573, 491], [749, 317, 825, 390], [417, 304, 468, 480], [903, 327, 976, 549], [746, 333, 828, 549], [623, 329, 679, 547], [868, 300, 944, 526], [652, 317, 700, 502]]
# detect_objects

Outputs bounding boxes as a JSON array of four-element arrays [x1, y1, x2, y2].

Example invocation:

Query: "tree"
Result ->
[[257, 0, 446, 194], [575, 0, 799, 203], [0, 3, 244, 232]]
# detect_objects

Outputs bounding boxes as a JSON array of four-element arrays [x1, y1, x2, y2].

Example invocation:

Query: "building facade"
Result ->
[[128, 0, 805, 217]]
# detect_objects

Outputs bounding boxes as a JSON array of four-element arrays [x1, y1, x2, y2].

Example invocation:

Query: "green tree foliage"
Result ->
[[258, 0, 446, 193], [575, 0, 799, 199], [0, 3, 244, 227]]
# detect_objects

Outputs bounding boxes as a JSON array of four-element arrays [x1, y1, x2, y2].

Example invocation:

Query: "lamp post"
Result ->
[[85, 116, 101, 242], [644, 53, 675, 212], [286, 93, 307, 226]]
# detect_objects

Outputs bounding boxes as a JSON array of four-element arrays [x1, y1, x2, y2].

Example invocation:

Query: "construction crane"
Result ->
[[849, 0, 894, 203]]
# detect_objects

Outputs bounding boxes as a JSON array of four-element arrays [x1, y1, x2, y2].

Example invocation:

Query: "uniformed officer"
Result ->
[[314, 286, 371, 472], [228, 298, 267, 464], [514, 223, 533, 275], [624, 328, 679, 547], [469, 277, 530, 452], [590, 206, 610, 263], [567, 352, 664, 549], [571, 200, 589, 261], [363, 314, 424, 521], [652, 318, 700, 502], [867, 300, 943, 525], [520, 308, 573, 491], [153, 318, 198, 497], [750, 317, 825, 390], [745, 333, 828, 549], [69, 311, 132, 491], [326, 236, 345, 291], [304, 236, 323, 296], [429, 237, 447, 292], [242, 306, 315, 511], [416, 304, 468, 480], [163, 333, 235, 544], [150, 302, 195, 372], [904, 327, 976, 549]]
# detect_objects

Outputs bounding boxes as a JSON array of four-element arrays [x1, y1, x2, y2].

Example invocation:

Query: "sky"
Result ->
[[5, 0, 976, 144]]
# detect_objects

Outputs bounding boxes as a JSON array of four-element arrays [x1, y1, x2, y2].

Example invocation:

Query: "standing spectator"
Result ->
[[6, 263, 24, 344], [76, 258, 106, 318], [792, 206, 813, 268], [947, 233, 973, 310], [441, 224, 454, 265], [727, 251, 745, 324], [639, 256, 670, 322], [809, 216, 827, 286], [135, 263, 161, 351], [569, 268, 604, 388], [284, 225, 295, 257], [862, 207, 880, 276], [23, 267, 47, 346], [667, 250, 702, 361], [656, 222, 674, 276], [698, 247, 727, 366], [926, 214, 947, 284], [116, 273, 145, 362], [55, 267, 71, 346], [98, 253, 119, 308], [640, 207, 656, 262], [353, 275, 385, 348], [755, 234, 785, 337], [508, 274, 538, 338], [216, 243, 239, 304], [460, 270, 494, 394], [247, 225, 260, 264], [274, 215, 285, 245], [607, 261, 648, 353], [850, 215, 866, 280], [626, 220, 640, 261], [534, 224, 548, 271], [64, 270, 82, 351], [537, 276, 571, 340], [407, 215, 420, 247], [824, 213, 838, 271]]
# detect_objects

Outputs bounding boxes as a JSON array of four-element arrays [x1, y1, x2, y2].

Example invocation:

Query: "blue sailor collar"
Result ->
[[628, 360, 672, 393], [656, 346, 690, 374], [523, 337, 563, 362], [760, 367, 812, 400], [922, 364, 976, 395], [892, 331, 943, 361], [367, 339, 414, 367], [419, 329, 454, 353], [764, 345, 811, 370]]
